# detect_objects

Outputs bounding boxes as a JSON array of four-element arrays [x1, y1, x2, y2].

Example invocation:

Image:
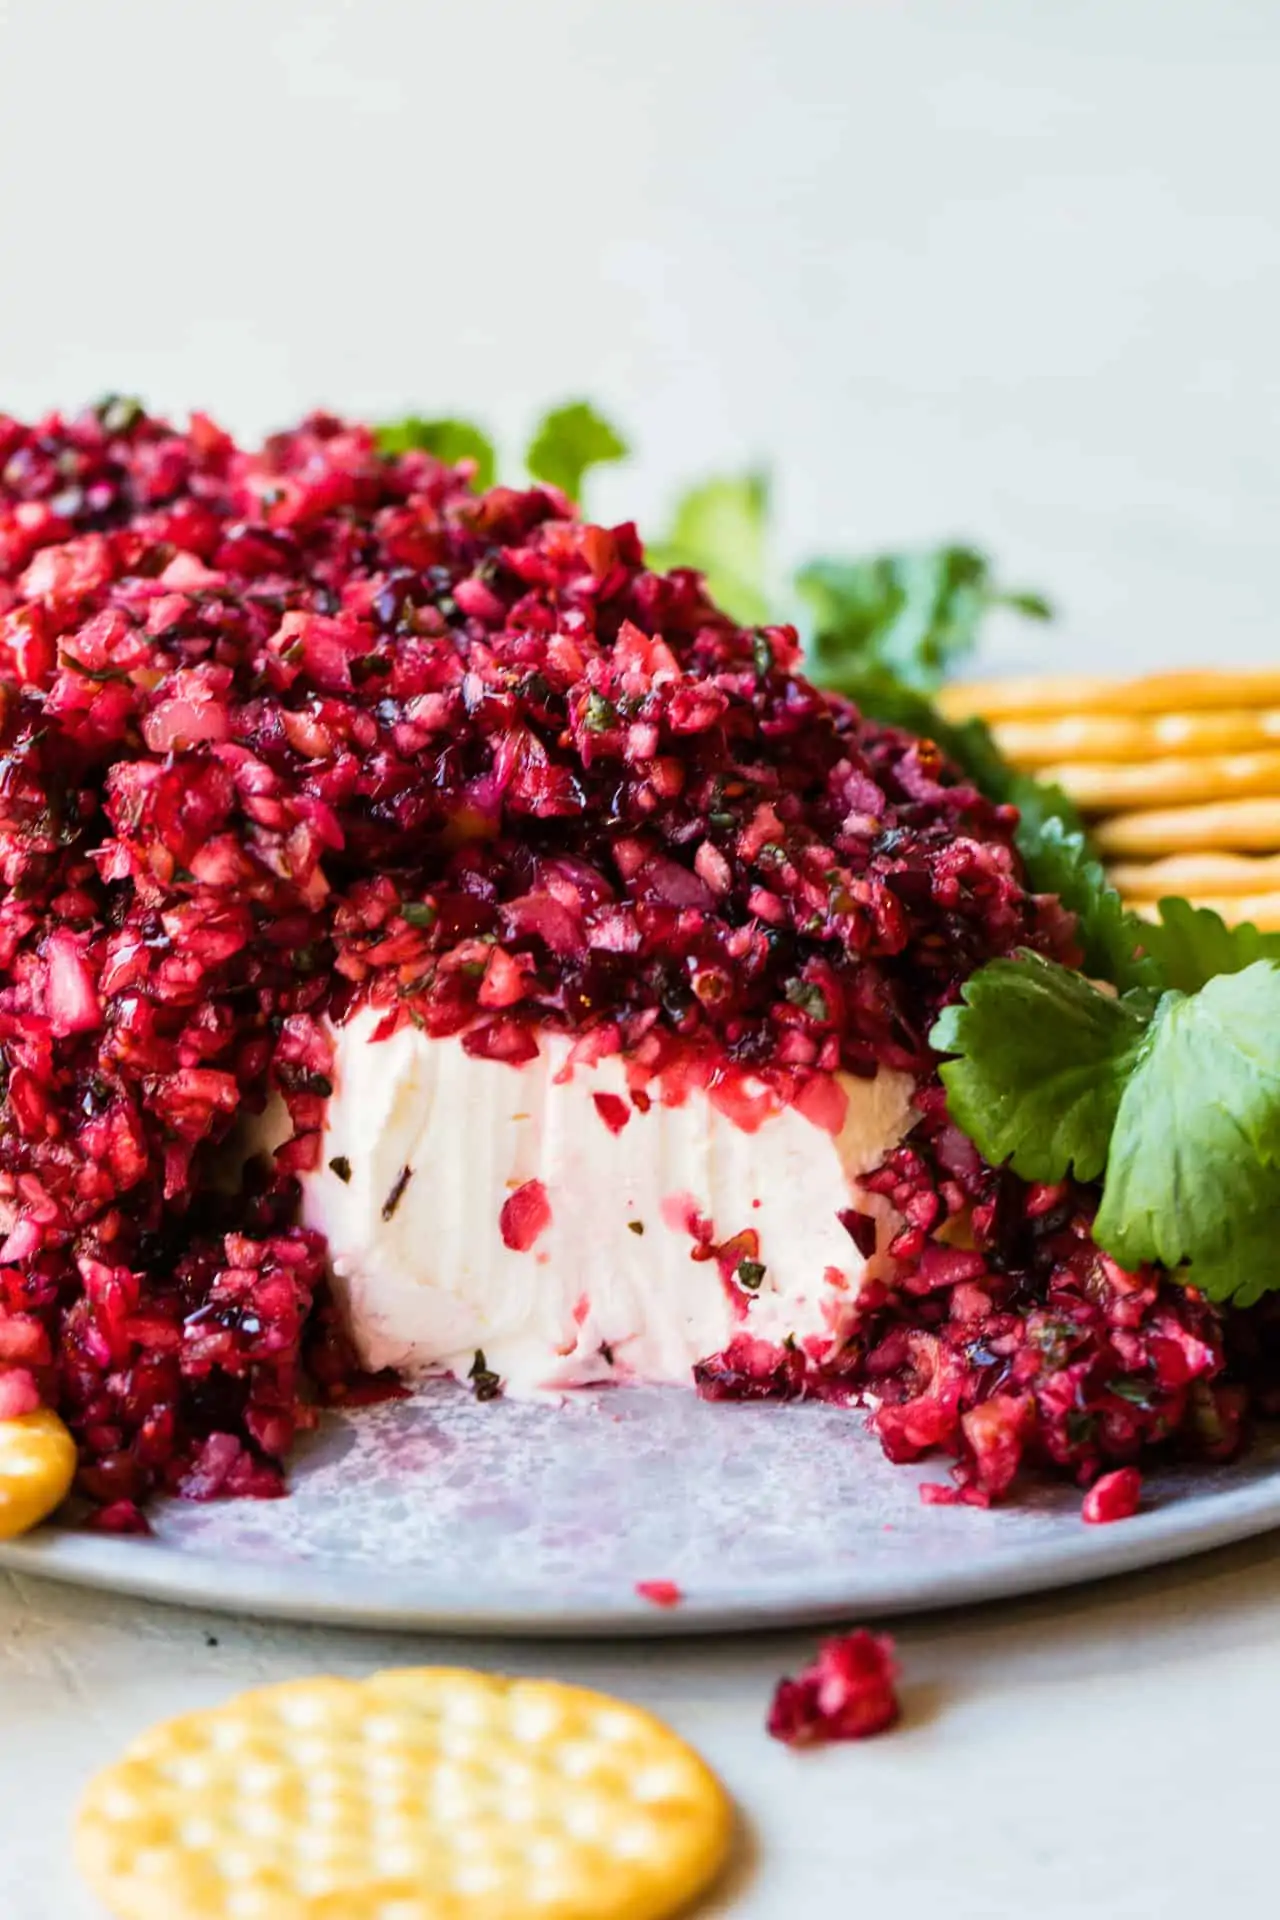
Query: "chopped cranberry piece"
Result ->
[[88, 1500, 151, 1535], [0, 1369, 41, 1419], [500, 1179, 552, 1252], [635, 1579, 683, 1608], [767, 1630, 901, 1746], [838, 1207, 878, 1258], [592, 1092, 631, 1135], [1082, 1467, 1143, 1524]]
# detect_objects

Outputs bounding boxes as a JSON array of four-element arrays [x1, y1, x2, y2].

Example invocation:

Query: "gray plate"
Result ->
[[3, 1384, 1279, 1635]]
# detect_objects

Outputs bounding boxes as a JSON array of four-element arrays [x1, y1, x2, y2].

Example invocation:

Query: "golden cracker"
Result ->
[[1095, 798, 1280, 857], [993, 708, 1280, 770], [1124, 891, 1280, 933], [75, 1667, 734, 1920], [938, 669, 1280, 724], [0, 1409, 77, 1540], [1037, 748, 1280, 813], [1108, 851, 1280, 899]]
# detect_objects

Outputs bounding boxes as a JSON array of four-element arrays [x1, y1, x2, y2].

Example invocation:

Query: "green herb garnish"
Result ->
[[468, 1349, 502, 1401], [931, 954, 1152, 1186], [400, 901, 438, 929], [646, 474, 772, 625], [525, 401, 628, 503], [933, 955, 1280, 1305], [375, 416, 496, 490], [798, 546, 1050, 695]]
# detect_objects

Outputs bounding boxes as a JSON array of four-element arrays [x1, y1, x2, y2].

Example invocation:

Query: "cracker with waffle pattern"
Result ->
[[75, 1667, 734, 1920]]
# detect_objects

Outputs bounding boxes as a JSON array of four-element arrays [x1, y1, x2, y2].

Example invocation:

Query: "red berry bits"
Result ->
[[0, 398, 1259, 1525], [1082, 1466, 1143, 1524], [592, 1092, 631, 1135], [767, 1630, 901, 1746], [500, 1180, 552, 1253], [634, 1579, 684, 1608]]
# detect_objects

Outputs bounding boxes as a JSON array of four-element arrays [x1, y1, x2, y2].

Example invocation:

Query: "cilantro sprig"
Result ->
[[1135, 895, 1280, 992], [798, 546, 1050, 695], [1096, 967, 1280, 1299], [374, 416, 497, 490], [934, 954, 1280, 1305], [525, 401, 629, 503], [377, 400, 629, 508], [645, 474, 772, 625], [931, 955, 1153, 1185]]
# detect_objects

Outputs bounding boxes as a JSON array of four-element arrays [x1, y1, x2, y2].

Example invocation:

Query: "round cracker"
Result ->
[[993, 708, 1280, 769], [1095, 798, 1280, 857], [938, 669, 1280, 724], [1038, 748, 1280, 813], [0, 1409, 77, 1540], [74, 1667, 734, 1920], [1108, 851, 1280, 899], [1124, 891, 1280, 932]]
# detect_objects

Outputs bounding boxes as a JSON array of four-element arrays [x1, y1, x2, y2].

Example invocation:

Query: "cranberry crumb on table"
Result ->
[[0, 402, 1261, 1537], [767, 1631, 901, 1746]]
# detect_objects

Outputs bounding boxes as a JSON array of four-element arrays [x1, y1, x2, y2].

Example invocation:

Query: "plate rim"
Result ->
[[4, 1461, 1280, 1636]]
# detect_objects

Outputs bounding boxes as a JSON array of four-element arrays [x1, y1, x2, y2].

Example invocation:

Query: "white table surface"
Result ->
[[2, 0, 1279, 1913], [6, 1531, 1280, 1919]]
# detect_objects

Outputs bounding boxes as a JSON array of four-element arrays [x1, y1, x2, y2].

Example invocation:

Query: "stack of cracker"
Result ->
[[937, 669, 1280, 930]]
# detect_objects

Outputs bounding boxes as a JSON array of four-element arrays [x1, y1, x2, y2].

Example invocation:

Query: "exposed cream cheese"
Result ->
[[296, 1009, 917, 1397]]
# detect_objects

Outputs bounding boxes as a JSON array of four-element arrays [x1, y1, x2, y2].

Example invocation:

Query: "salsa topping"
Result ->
[[0, 401, 1250, 1519]]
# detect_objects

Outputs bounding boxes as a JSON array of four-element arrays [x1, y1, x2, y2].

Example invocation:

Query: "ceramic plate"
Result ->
[[3, 1384, 1279, 1635]]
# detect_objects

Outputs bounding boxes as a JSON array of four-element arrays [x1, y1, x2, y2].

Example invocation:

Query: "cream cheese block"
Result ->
[[294, 1008, 917, 1398]]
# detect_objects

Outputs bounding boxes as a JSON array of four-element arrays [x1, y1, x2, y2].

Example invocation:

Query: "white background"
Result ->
[[1, 0, 1277, 669], [2, 4, 1279, 1916]]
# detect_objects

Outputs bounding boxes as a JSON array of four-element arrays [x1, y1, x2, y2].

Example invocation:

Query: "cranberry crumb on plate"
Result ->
[[635, 1579, 684, 1608], [0, 399, 1262, 1560], [1082, 1467, 1143, 1524]]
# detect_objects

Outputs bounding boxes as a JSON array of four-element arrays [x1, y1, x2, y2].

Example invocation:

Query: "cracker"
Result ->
[[1124, 892, 1280, 932], [1095, 798, 1280, 857], [74, 1667, 734, 1920], [938, 670, 1280, 723], [1107, 851, 1280, 899], [1038, 748, 1280, 813], [992, 709, 1280, 770], [0, 1408, 77, 1540]]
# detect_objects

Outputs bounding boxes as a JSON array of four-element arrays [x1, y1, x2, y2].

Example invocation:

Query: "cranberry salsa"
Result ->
[[0, 402, 1253, 1530]]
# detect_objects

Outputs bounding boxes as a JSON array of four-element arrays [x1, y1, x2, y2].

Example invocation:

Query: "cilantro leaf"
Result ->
[[997, 589, 1054, 620], [375, 416, 496, 489], [647, 473, 772, 625], [798, 546, 1051, 694], [1136, 896, 1280, 994], [1177, 1202, 1280, 1309], [1005, 769, 1082, 842], [525, 401, 628, 503], [1093, 963, 1280, 1296], [931, 953, 1152, 1184], [1013, 816, 1159, 995]]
